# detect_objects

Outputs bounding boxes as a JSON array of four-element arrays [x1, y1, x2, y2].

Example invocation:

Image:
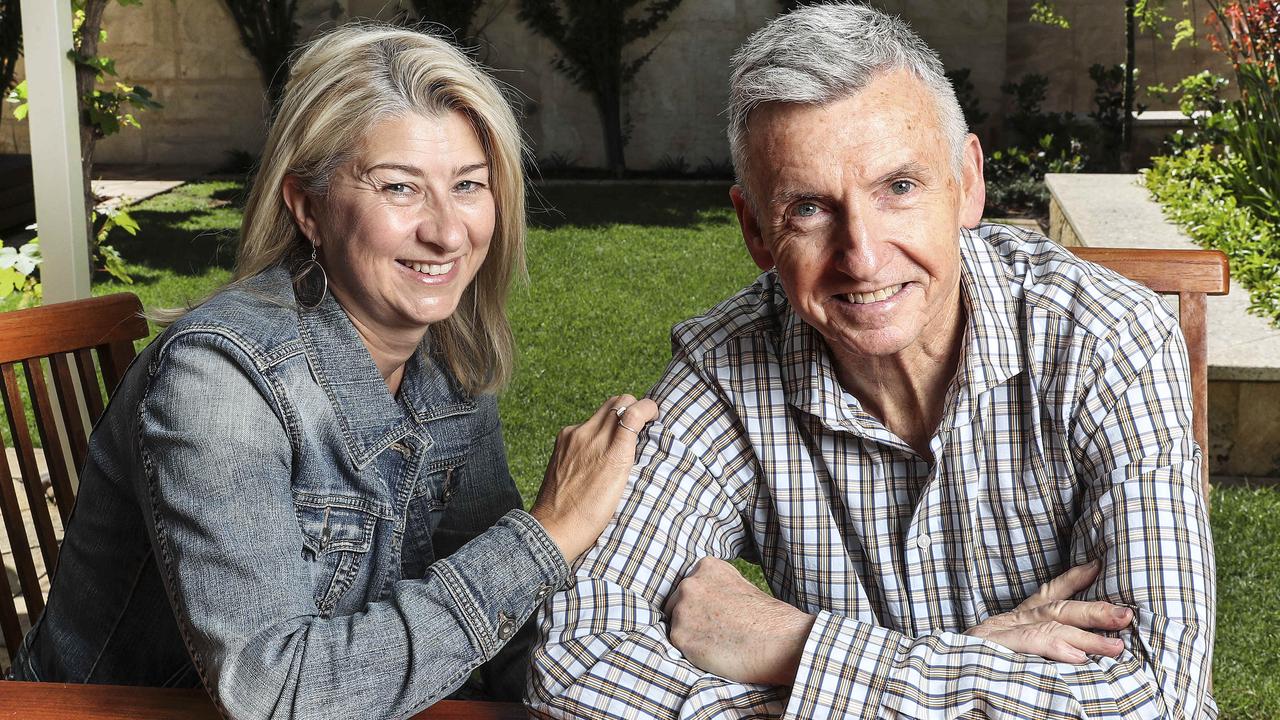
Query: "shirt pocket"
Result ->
[[401, 458, 467, 579], [295, 498, 380, 615]]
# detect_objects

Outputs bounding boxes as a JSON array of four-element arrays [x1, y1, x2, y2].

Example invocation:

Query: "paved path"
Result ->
[[92, 163, 196, 211], [1047, 173, 1280, 382]]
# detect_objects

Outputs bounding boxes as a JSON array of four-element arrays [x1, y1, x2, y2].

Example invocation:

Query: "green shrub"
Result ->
[[1144, 145, 1280, 326], [985, 133, 1086, 217]]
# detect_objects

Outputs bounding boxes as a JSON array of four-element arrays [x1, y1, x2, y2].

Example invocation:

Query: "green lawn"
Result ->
[[20, 179, 1280, 717]]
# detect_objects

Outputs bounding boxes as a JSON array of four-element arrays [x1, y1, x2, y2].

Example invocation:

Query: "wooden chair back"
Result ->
[[1071, 247, 1230, 499], [0, 293, 149, 670]]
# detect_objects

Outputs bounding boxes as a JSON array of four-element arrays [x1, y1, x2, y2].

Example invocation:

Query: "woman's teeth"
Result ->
[[401, 260, 454, 276], [847, 283, 903, 305]]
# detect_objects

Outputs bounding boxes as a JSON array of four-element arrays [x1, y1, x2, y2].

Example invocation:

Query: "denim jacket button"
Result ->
[[534, 583, 553, 602], [497, 612, 516, 641]]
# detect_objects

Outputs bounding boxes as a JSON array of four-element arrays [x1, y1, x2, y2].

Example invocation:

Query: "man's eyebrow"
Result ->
[[870, 160, 931, 186], [767, 187, 823, 208]]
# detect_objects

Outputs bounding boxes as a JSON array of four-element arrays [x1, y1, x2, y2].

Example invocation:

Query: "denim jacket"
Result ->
[[12, 266, 568, 719]]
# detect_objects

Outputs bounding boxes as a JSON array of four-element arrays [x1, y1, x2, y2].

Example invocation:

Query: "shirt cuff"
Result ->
[[785, 610, 906, 720], [431, 509, 570, 659]]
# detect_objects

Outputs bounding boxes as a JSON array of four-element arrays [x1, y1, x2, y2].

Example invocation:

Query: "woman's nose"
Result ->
[[417, 202, 467, 253]]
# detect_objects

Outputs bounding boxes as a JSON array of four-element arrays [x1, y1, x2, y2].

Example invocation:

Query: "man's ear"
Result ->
[[730, 185, 775, 271], [958, 133, 986, 229], [281, 175, 323, 246]]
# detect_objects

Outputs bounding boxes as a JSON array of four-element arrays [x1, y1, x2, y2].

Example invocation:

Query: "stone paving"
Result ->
[[92, 163, 194, 211]]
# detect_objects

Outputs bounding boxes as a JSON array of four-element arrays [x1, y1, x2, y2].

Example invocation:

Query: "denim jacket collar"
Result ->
[[293, 273, 475, 470]]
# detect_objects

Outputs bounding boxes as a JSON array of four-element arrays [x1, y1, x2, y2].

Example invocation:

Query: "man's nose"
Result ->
[[417, 201, 467, 253], [834, 204, 885, 280]]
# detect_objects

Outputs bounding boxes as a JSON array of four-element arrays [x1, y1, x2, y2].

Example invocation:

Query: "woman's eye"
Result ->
[[455, 179, 483, 193], [794, 202, 819, 217], [889, 180, 915, 196], [383, 183, 412, 195]]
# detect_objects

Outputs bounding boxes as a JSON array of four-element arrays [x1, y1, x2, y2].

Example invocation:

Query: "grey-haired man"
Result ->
[[530, 4, 1215, 719]]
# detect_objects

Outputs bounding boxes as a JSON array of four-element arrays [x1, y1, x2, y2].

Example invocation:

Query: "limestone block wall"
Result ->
[[0, 1, 267, 168], [0, 0, 1238, 170], [1007, 0, 1234, 118]]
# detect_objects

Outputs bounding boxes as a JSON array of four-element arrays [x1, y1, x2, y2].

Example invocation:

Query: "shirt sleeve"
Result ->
[[782, 310, 1216, 719], [528, 354, 786, 719], [137, 331, 569, 720]]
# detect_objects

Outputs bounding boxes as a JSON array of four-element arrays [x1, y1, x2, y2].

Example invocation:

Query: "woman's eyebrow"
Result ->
[[366, 162, 424, 177]]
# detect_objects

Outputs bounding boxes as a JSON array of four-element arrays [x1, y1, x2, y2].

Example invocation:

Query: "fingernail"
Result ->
[[1113, 607, 1131, 620], [1070, 650, 1088, 663]]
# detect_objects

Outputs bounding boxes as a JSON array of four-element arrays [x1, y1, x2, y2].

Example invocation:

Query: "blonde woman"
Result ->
[[11, 25, 656, 718]]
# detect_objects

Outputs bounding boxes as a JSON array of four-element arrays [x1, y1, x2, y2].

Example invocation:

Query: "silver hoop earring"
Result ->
[[294, 243, 328, 310]]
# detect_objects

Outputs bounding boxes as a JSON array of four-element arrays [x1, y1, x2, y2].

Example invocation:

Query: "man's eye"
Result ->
[[889, 180, 915, 196], [794, 202, 819, 217]]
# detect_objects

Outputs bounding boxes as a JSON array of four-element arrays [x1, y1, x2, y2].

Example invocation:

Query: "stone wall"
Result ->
[[1007, 0, 1234, 115], [0, 0, 1235, 171]]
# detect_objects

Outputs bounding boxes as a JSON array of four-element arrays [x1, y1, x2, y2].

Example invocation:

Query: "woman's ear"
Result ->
[[282, 175, 322, 246]]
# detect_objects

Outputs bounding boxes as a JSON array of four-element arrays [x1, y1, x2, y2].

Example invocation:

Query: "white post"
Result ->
[[20, 0, 90, 303]]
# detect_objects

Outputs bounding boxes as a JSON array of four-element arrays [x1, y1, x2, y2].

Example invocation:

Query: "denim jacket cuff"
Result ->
[[432, 509, 570, 659]]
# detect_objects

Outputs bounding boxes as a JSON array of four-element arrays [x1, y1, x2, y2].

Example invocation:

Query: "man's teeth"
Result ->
[[403, 260, 455, 276], [847, 284, 903, 305]]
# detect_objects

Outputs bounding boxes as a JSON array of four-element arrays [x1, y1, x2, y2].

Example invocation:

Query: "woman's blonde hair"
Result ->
[[238, 23, 526, 395]]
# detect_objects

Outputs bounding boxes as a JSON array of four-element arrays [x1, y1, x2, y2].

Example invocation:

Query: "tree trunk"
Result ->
[[596, 92, 626, 178], [77, 0, 110, 254], [1122, 0, 1136, 171]]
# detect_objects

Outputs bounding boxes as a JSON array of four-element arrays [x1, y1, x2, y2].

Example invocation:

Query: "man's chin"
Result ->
[[822, 328, 917, 363]]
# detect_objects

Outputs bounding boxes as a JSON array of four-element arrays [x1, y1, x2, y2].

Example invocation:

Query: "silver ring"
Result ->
[[614, 405, 639, 433]]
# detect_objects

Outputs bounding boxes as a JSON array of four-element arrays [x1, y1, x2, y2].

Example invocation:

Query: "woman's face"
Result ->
[[293, 111, 496, 340]]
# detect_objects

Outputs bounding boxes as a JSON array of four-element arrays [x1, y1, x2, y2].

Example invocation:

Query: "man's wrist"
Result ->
[[764, 610, 817, 686]]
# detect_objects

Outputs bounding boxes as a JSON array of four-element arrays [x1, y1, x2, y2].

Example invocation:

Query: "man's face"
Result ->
[[731, 70, 985, 368]]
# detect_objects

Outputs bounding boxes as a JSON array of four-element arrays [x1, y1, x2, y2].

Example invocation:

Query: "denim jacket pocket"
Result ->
[[295, 498, 379, 615], [410, 458, 467, 506], [401, 458, 466, 579]]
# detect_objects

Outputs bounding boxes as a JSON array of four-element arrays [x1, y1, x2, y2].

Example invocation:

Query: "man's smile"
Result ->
[[844, 283, 905, 305]]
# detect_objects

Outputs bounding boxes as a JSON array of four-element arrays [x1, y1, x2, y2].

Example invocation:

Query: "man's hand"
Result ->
[[965, 560, 1133, 663], [665, 557, 816, 686]]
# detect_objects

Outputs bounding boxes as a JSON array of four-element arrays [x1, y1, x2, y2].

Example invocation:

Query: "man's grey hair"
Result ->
[[727, 2, 968, 194]]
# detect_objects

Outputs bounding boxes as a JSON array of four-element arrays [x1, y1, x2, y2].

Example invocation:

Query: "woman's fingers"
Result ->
[[611, 398, 658, 439], [530, 393, 658, 563]]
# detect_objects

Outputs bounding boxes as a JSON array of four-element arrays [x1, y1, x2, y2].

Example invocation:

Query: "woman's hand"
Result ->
[[530, 394, 658, 563]]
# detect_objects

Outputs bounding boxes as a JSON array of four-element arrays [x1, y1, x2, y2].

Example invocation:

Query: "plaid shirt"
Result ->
[[529, 224, 1216, 719]]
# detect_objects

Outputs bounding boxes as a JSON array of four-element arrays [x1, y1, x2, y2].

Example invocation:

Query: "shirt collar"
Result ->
[[778, 227, 1024, 434], [292, 267, 474, 469], [954, 226, 1024, 404]]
